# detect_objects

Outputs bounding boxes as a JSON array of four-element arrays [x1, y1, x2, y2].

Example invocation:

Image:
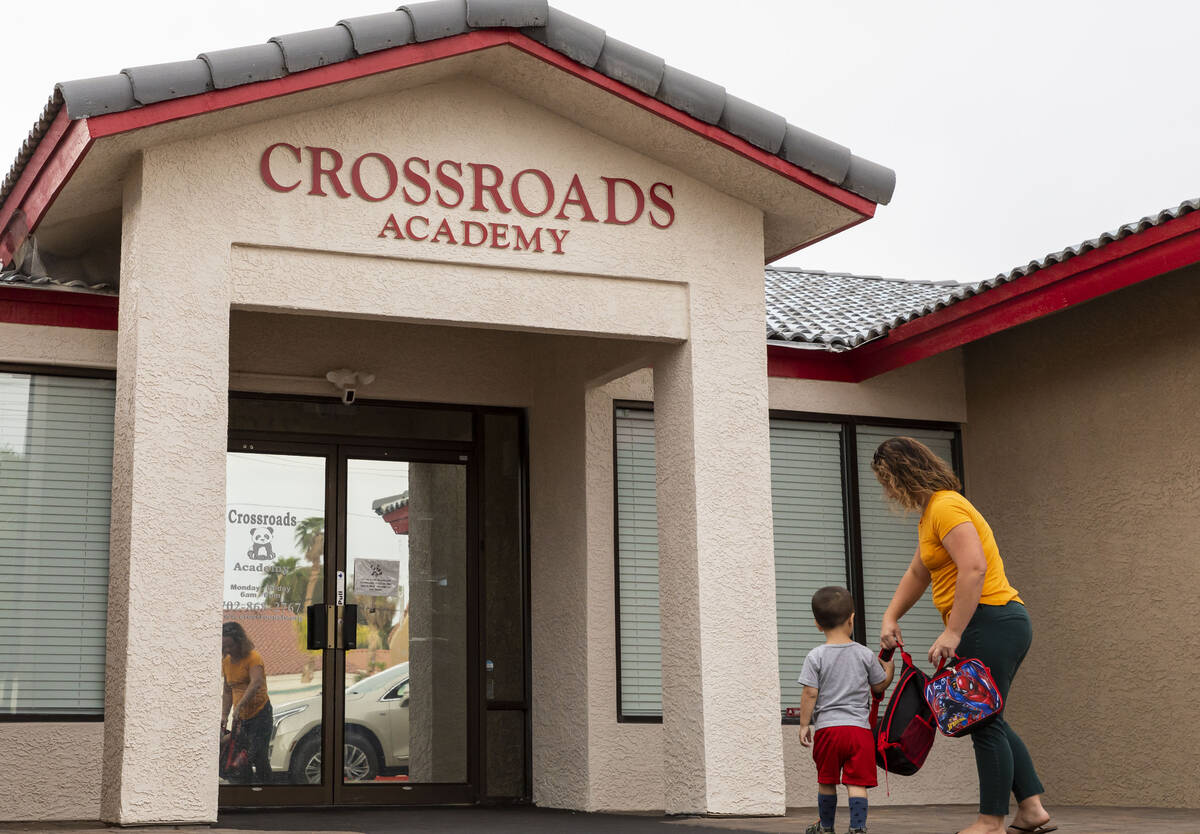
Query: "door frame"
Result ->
[[220, 395, 529, 808]]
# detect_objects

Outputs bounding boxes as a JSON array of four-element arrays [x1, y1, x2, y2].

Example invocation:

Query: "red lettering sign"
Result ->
[[260, 144, 678, 255]]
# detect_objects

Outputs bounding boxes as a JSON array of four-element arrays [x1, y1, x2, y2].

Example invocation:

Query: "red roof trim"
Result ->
[[769, 209, 1200, 382], [0, 286, 118, 330], [0, 113, 94, 267], [0, 30, 874, 272]]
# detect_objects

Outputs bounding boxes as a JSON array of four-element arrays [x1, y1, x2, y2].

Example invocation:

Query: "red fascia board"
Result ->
[[0, 29, 879, 310], [0, 286, 118, 330], [0, 113, 93, 267], [766, 344, 858, 382], [84, 31, 876, 219], [768, 209, 1200, 382]]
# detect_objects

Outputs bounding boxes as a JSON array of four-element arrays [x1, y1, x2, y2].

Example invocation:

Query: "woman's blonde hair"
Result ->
[[871, 436, 961, 511]]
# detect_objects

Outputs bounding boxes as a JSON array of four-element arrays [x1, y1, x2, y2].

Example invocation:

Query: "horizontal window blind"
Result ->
[[856, 427, 957, 667], [769, 420, 848, 713], [0, 373, 114, 716], [614, 407, 661, 718]]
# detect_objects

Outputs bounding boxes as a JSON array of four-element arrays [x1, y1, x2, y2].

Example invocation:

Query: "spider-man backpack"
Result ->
[[924, 655, 1004, 737], [870, 648, 936, 776]]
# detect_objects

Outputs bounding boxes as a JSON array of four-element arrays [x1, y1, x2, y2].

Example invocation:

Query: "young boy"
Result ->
[[798, 586, 894, 834]]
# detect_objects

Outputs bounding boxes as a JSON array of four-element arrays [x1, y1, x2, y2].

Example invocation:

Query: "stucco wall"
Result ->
[[582, 357, 976, 810], [0, 321, 116, 368], [0, 724, 103, 820], [963, 266, 1200, 808], [769, 349, 967, 423]]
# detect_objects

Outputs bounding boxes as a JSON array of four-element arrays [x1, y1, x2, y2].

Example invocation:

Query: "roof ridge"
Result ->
[[765, 265, 964, 288], [0, 0, 894, 220]]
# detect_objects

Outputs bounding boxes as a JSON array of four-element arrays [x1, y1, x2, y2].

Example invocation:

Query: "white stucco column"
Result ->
[[101, 157, 230, 824], [653, 282, 785, 815], [528, 351, 592, 810]]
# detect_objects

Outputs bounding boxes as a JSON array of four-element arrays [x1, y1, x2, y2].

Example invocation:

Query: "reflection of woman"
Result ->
[[221, 621, 273, 784], [871, 438, 1054, 834]]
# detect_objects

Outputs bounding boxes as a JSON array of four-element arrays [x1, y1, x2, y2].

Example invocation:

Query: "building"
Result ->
[[1, 1, 1197, 825]]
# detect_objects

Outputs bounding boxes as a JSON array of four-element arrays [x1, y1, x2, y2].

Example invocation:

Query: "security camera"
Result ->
[[326, 368, 372, 405]]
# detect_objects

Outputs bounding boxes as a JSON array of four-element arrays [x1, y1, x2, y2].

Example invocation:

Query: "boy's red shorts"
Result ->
[[812, 726, 877, 787]]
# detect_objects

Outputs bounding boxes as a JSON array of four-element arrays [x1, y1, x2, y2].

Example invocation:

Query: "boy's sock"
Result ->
[[817, 792, 837, 830], [848, 796, 868, 830]]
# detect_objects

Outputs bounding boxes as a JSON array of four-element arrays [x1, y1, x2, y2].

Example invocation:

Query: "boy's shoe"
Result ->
[[847, 829, 867, 834], [803, 824, 834, 834]]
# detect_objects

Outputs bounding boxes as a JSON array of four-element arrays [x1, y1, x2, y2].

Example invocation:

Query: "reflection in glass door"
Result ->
[[341, 458, 468, 789], [222, 452, 326, 789]]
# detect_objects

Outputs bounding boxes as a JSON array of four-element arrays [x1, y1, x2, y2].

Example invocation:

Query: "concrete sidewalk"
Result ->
[[3, 805, 1198, 833]]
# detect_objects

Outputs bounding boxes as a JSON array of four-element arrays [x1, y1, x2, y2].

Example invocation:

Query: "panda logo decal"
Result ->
[[247, 527, 275, 561]]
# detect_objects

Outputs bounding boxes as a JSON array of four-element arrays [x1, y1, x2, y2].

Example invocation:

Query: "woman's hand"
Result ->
[[880, 617, 904, 650], [928, 629, 961, 667]]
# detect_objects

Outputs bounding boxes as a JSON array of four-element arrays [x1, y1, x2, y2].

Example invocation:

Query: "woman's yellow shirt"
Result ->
[[918, 490, 1021, 623]]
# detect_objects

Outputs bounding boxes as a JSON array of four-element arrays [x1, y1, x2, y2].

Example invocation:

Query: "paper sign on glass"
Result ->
[[353, 558, 400, 596]]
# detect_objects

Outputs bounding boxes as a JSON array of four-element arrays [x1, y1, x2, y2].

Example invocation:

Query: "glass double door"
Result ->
[[221, 443, 477, 806]]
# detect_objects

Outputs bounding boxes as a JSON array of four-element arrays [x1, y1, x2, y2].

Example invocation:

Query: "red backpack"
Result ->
[[870, 648, 936, 777]]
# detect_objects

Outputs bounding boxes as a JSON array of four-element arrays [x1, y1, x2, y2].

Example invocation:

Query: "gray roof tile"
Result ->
[[655, 65, 725, 124], [7, 0, 898, 230], [593, 36, 665, 97], [401, 0, 470, 43], [0, 269, 115, 294], [270, 25, 356, 74], [765, 268, 964, 350], [781, 124, 850, 185], [764, 196, 1200, 351], [718, 94, 788, 155], [122, 59, 213, 106], [524, 7, 605, 67], [54, 75, 135, 118], [339, 12, 417, 54], [466, 0, 548, 28], [200, 43, 287, 90], [841, 155, 897, 207]]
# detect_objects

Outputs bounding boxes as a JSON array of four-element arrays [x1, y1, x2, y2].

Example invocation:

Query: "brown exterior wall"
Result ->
[[962, 265, 1200, 808]]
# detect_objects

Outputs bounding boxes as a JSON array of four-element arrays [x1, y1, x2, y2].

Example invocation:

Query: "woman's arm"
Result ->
[[928, 521, 988, 665], [221, 682, 233, 729], [880, 547, 932, 649]]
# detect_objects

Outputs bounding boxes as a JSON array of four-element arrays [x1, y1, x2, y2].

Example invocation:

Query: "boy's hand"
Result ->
[[799, 724, 814, 747]]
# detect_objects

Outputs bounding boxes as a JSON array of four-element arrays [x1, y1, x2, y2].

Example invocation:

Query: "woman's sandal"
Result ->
[[1007, 825, 1057, 834]]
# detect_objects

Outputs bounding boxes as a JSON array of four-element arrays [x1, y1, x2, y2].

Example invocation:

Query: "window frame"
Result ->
[[771, 409, 962, 724], [612, 400, 662, 724], [610, 399, 963, 724], [0, 362, 116, 723]]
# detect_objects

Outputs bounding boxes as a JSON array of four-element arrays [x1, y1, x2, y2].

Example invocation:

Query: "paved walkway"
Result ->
[[4, 805, 1198, 833]]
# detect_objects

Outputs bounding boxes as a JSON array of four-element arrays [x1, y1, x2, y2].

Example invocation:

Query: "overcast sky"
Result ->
[[5, 1, 1197, 283]]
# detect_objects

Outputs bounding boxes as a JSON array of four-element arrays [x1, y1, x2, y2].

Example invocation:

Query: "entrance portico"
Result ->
[[0, 2, 894, 825]]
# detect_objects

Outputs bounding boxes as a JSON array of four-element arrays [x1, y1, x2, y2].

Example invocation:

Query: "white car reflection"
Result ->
[[269, 662, 410, 783]]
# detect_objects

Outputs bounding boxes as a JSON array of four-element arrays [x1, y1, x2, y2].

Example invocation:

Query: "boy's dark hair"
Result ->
[[811, 586, 855, 629]]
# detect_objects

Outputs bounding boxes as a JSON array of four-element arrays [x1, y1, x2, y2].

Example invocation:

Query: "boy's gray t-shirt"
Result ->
[[798, 642, 886, 730]]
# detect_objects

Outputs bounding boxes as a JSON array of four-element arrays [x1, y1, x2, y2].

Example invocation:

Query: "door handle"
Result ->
[[306, 604, 333, 650], [307, 604, 357, 649], [338, 604, 358, 649]]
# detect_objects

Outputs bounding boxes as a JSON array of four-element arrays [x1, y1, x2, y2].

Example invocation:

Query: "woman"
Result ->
[[221, 621, 273, 785], [872, 437, 1054, 834]]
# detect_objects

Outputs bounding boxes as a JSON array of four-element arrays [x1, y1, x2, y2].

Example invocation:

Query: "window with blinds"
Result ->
[[856, 426, 958, 664], [614, 407, 662, 719], [611, 405, 961, 721], [0, 372, 114, 717], [770, 420, 849, 715]]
